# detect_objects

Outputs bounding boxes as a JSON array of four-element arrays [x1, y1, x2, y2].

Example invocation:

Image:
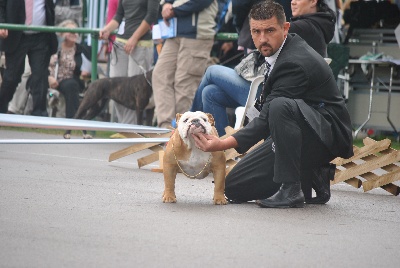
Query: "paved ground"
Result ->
[[0, 129, 399, 268]]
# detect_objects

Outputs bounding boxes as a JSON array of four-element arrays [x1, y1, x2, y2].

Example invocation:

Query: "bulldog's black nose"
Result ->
[[191, 119, 200, 124]]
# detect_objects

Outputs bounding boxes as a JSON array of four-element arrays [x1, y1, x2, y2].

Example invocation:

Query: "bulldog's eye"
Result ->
[[202, 118, 207, 122], [183, 119, 188, 123]]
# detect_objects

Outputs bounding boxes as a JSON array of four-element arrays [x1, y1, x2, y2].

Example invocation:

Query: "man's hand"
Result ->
[[48, 76, 58, 89], [99, 29, 110, 40], [0, 29, 8, 39], [221, 42, 233, 56], [192, 133, 223, 152], [162, 3, 175, 20], [124, 37, 137, 54]]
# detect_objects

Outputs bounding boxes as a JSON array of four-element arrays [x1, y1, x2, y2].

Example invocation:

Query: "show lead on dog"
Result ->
[[192, 0, 353, 208]]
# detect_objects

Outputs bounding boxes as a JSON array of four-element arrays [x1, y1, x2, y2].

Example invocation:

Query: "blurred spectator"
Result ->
[[325, 0, 342, 43], [54, 0, 83, 27], [101, 0, 119, 76], [7, 56, 31, 114], [99, 0, 159, 124], [211, 0, 243, 68], [0, 0, 58, 116], [48, 20, 91, 138], [152, 0, 219, 129]]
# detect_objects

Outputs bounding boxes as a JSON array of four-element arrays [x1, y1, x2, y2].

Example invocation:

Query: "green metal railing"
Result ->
[[215, 32, 238, 41], [0, 23, 101, 81], [0, 23, 239, 82]]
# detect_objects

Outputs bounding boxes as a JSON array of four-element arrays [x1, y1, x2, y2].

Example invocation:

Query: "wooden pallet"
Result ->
[[108, 131, 172, 167], [331, 137, 400, 196]]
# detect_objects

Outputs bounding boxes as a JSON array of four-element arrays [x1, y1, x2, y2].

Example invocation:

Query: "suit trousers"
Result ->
[[0, 33, 51, 115], [225, 97, 334, 202]]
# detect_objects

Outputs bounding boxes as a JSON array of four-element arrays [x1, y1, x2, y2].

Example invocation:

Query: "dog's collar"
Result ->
[[171, 140, 211, 179]]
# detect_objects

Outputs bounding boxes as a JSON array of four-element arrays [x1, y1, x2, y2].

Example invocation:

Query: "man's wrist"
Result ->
[[219, 136, 237, 151]]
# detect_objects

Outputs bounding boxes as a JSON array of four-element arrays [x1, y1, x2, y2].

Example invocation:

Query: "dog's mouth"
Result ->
[[186, 120, 206, 137]]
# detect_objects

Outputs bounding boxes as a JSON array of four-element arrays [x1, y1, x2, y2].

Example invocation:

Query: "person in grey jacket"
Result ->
[[152, 0, 219, 129], [99, 0, 159, 124], [192, 0, 353, 208]]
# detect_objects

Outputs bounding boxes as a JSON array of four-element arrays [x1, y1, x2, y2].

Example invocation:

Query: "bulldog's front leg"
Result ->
[[162, 163, 178, 203], [212, 162, 228, 205]]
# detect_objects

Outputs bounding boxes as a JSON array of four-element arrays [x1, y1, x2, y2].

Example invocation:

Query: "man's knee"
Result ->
[[269, 97, 297, 120]]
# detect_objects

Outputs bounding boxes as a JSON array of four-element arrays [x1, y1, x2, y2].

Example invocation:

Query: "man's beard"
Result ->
[[258, 42, 273, 57]]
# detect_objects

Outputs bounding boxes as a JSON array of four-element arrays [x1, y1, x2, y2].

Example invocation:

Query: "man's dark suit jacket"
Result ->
[[233, 33, 354, 159], [0, 0, 58, 54]]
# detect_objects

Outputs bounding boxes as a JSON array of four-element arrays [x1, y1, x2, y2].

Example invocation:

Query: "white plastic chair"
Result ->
[[234, 75, 265, 129]]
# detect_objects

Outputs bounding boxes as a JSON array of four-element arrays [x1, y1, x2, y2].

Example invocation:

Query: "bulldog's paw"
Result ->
[[162, 193, 177, 203], [213, 195, 228, 205]]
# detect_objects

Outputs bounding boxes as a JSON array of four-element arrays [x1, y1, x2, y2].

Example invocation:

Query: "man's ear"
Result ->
[[206, 113, 215, 126], [176, 113, 182, 125]]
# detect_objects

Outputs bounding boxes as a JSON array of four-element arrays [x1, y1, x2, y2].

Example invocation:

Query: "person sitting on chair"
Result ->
[[48, 19, 91, 138]]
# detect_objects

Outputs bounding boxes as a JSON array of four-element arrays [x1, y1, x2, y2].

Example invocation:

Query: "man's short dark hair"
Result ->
[[249, 0, 286, 25]]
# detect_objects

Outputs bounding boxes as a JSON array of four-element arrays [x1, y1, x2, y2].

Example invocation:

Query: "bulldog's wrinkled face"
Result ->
[[177, 111, 214, 148]]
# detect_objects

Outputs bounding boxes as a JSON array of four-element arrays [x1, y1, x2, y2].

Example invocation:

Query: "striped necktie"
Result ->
[[253, 62, 271, 111], [25, 0, 34, 25]]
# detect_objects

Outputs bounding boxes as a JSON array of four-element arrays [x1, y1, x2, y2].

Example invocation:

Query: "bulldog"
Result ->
[[162, 111, 227, 205]]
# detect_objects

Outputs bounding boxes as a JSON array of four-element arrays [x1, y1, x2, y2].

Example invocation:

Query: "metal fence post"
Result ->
[[91, 32, 99, 82]]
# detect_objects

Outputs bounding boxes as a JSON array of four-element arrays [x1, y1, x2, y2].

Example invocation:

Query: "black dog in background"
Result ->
[[63, 69, 154, 139]]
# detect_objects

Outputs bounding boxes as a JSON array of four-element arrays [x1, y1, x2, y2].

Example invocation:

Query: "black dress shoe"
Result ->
[[305, 164, 336, 204], [256, 182, 305, 208]]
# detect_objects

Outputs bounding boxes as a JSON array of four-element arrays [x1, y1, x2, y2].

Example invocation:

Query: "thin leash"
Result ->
[[108, 37, 152, 87]]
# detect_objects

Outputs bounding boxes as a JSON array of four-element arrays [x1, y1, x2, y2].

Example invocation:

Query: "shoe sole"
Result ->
[[257, 202, 305, 208]]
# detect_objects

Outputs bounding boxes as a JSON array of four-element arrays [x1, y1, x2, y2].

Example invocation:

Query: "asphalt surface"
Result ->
[[1, 129, 399, 268]]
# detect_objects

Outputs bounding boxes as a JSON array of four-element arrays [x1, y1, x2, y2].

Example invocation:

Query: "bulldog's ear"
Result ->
[[206, 113, 215, 126], [176, 113, 182, 124]]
